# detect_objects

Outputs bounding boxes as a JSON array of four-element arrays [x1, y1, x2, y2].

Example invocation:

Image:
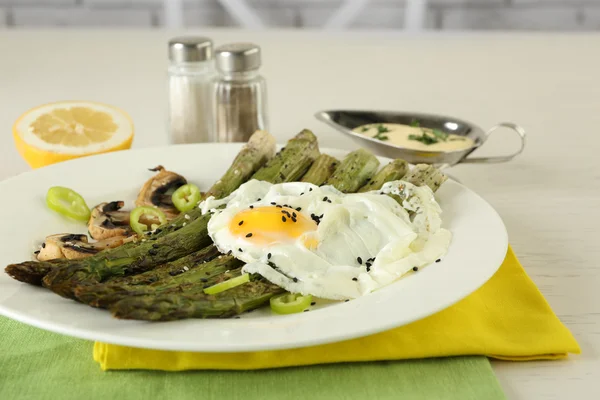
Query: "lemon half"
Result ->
[[13, 101, 134, 168]]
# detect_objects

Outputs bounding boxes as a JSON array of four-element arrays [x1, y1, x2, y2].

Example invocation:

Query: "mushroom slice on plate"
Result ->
[[135, 165, 187, 219], [36, 234, 130, 261], [88, 201, 134, 241]]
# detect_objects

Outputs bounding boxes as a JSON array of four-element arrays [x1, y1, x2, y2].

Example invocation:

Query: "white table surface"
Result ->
[[1, 29, 599, 399]]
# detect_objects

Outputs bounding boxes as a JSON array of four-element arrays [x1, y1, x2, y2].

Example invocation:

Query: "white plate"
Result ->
[[0, 144, 508, 352]]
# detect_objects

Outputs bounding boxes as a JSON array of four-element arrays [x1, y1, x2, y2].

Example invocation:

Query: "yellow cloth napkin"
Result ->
[[94, 246, 580, 371]]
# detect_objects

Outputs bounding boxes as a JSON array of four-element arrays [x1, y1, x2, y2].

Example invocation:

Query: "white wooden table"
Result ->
[[1, 30, 599, 399]]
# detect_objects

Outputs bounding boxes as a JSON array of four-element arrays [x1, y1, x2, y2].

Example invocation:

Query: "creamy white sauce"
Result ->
[[354, 123, 475, 152]]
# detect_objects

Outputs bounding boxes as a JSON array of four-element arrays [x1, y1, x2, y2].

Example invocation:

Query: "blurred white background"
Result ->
[[0, 0, 599, 31]]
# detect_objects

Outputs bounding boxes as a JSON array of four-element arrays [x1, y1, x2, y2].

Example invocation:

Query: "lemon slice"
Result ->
[[13, 101, 134, 168]]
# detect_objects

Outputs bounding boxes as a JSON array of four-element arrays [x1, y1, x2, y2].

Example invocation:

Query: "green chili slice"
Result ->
[[129, 206, 167, 235], [270, 292, 313, 315], [46, 186, 91, 222], [203, 273, 250, 295], [172, 184, 201, 213]]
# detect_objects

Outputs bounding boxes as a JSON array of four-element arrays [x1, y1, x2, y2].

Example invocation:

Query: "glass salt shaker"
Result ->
[[213, 43, 268, 142], [168, 36, 216, 144]]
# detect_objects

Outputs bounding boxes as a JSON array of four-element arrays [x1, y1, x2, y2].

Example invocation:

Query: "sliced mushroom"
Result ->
[[136, 166, 187, 219], [37, 234, 130, 261], [88, 201, 134, 240]]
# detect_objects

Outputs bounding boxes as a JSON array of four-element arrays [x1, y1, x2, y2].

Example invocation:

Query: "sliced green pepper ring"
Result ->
[[172, 184, 201, 213], [270, 292, 313, 315], [204, 273, 250, 295], [130, 206, 168, 235], [46, 186, 91, 222]]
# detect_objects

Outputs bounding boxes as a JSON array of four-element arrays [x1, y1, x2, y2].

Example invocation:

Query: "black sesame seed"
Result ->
[[296, 207, 302, 211], [34, 250, 40, 255], [227, 250, 233, 255], [292, 217, 297, 223], [249, 205, 254, 209], [309, 188, 313, 191], [323, 196, 328, 202], [413, 266, 419, 272], [238, 220, 244, 226], [300, 192, 304, 196], [234, 316, 241, 319], [357, 257, 363, 264], [293, 277, 298, 282], [344, 299, 349, 302], [292, 212, 297, 218], [303, 309, 309, 312], [311, 302, 316, 306], [276, 205, 282, 208], [238, 248, 243, 252], [267, 253, 271, 259], [366, 266, 371, 272], [436, 259, 441, 263], [271, 202, 276, 205], [327, 200, 332, 203], [352, 277, 358, 281], [148, 249, 158, 256], [282, 216, 287, 222], [257, 198, 261, 201], [246, 233, 253, 238], [42, 243, 46, 248]]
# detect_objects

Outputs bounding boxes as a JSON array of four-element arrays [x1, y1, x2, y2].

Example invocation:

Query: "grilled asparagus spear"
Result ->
[[325, 149, 380, 193], [39, 131, 321, 298], [358, 159, 408, 192], [251, 129, 319, 183], [76, 254, 242, 308], [300, 154, 339, 186], [108, 149, 383, 320], [403, 164, 448, 193], [112, 272, 282, 321]]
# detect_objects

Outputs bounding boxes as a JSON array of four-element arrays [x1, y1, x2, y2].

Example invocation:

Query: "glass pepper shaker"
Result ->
[[213, 43, 268, 142], [167, 36, 216, 144]]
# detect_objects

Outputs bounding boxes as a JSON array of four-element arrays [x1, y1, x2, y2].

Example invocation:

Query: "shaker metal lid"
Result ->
[[215, 43, 261, 72], [168, 36, 213, 63]]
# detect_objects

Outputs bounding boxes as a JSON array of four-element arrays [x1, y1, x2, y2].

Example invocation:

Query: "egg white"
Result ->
[[200, 179, 451, 300]]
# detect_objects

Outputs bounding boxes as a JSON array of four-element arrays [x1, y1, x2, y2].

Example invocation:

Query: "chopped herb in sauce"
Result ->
[[373, 125, 390, 141]]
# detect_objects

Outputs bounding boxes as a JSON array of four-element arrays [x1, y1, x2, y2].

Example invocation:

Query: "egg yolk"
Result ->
[[229, 206, 318, 246]]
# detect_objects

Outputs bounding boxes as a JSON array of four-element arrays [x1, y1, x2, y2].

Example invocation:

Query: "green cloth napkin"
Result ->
[[0, 316, 505, 400]]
